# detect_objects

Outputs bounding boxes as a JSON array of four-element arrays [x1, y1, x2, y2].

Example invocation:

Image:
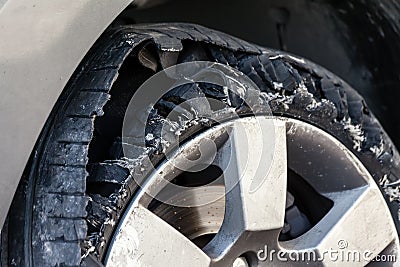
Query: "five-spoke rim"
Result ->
[[105, 116, 399, 267]]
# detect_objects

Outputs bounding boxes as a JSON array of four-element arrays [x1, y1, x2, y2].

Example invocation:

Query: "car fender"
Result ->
[[0, 0, 135, 229]]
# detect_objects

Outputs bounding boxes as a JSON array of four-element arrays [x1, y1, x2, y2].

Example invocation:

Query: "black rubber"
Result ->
[[2, 23, 400, 266]]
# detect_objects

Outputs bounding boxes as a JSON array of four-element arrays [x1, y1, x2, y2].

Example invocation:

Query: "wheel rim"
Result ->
[[105, 116, 399, 266]]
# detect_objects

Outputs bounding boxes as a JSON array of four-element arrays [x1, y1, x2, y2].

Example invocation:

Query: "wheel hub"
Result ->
[[105, 116, 400, 266]]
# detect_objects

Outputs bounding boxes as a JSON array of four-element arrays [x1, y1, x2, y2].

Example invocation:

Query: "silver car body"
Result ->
[[0, 0, 139, 229]]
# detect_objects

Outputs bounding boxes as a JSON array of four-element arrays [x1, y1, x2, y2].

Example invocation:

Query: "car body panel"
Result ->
[[0, 0, 134, 229]]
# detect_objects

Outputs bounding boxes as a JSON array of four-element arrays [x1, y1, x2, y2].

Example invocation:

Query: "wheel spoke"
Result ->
[[204, 118, 288, 260], [284, 185, 397, 265], [225, 118, 287, 232], [286, 120, 368, 194], [106, 205, 211, 267]]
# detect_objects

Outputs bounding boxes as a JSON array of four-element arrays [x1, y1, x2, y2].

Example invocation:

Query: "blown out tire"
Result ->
[[2, 23, 400, 266]]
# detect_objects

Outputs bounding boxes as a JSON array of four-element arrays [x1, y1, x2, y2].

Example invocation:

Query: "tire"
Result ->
[[2, 23, 400, 266]]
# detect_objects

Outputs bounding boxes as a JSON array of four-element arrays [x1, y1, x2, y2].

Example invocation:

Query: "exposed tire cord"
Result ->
[[3, 23, 400, 266]]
